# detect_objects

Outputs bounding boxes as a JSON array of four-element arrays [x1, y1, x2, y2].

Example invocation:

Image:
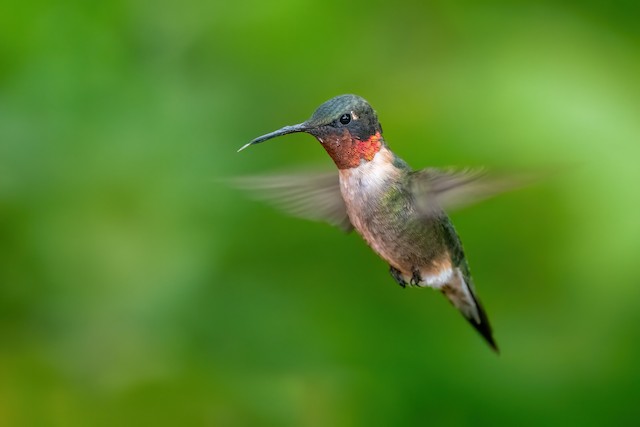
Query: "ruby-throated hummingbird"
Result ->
[[238, 94, 519, 352]]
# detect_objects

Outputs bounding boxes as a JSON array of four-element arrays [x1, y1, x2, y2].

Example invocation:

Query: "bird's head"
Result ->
[[239, 94, 384, 169]]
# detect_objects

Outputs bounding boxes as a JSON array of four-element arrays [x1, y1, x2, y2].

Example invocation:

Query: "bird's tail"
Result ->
[[441, 268, 498, 352]]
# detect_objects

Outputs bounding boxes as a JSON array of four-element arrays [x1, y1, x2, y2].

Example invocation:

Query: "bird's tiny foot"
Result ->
[[410, 269, 422, 286], [389, 266, 407, 288]]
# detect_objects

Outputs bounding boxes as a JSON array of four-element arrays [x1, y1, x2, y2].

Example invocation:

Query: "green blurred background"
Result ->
[[1, 0, 639, 425]]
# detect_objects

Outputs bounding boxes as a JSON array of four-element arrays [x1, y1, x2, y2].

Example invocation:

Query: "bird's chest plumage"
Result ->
[[339, 149, 413, 265], [338, 148, 450, 275]]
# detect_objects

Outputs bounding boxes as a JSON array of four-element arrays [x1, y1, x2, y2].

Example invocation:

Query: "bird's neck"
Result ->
[[320, 131, 383, 170], [338, 145, 405, 197]]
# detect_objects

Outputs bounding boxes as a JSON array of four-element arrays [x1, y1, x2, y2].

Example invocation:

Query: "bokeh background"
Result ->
[[1, 0, 639, 425]]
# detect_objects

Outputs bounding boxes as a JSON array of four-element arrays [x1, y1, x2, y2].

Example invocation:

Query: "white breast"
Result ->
[[338, 146, 397, 201], [337, 147, 403, 264]]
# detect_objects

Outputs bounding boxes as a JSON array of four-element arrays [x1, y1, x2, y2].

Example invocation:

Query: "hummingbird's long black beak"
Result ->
[[237, 123, 308, 152]]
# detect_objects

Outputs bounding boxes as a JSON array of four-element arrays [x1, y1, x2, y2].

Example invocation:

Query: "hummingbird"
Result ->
[[237, 94, 518, 352]]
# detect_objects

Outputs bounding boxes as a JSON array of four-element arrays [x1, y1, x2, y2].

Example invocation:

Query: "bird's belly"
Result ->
[[352, 217, 402, 265], [349, 208, 446, 274]]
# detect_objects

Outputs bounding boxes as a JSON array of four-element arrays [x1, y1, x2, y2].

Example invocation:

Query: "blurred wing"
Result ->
[[233, 171, 353, 232], [410, 167, 527, 216]]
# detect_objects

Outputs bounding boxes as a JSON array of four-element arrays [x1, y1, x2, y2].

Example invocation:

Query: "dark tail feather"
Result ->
[[441, 269, 499, 353], [466, 295, 499, 353]]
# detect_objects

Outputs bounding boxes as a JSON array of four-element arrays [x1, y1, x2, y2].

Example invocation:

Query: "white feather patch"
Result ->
[[354, 148, 395, 191], [422, 267, 454, 289]]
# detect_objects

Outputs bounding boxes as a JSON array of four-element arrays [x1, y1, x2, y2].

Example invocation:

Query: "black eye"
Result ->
[[339, 114, 351, 125]]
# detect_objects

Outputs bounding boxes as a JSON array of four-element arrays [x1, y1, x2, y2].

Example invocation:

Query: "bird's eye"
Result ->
[[339, 114, 351, 125]]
